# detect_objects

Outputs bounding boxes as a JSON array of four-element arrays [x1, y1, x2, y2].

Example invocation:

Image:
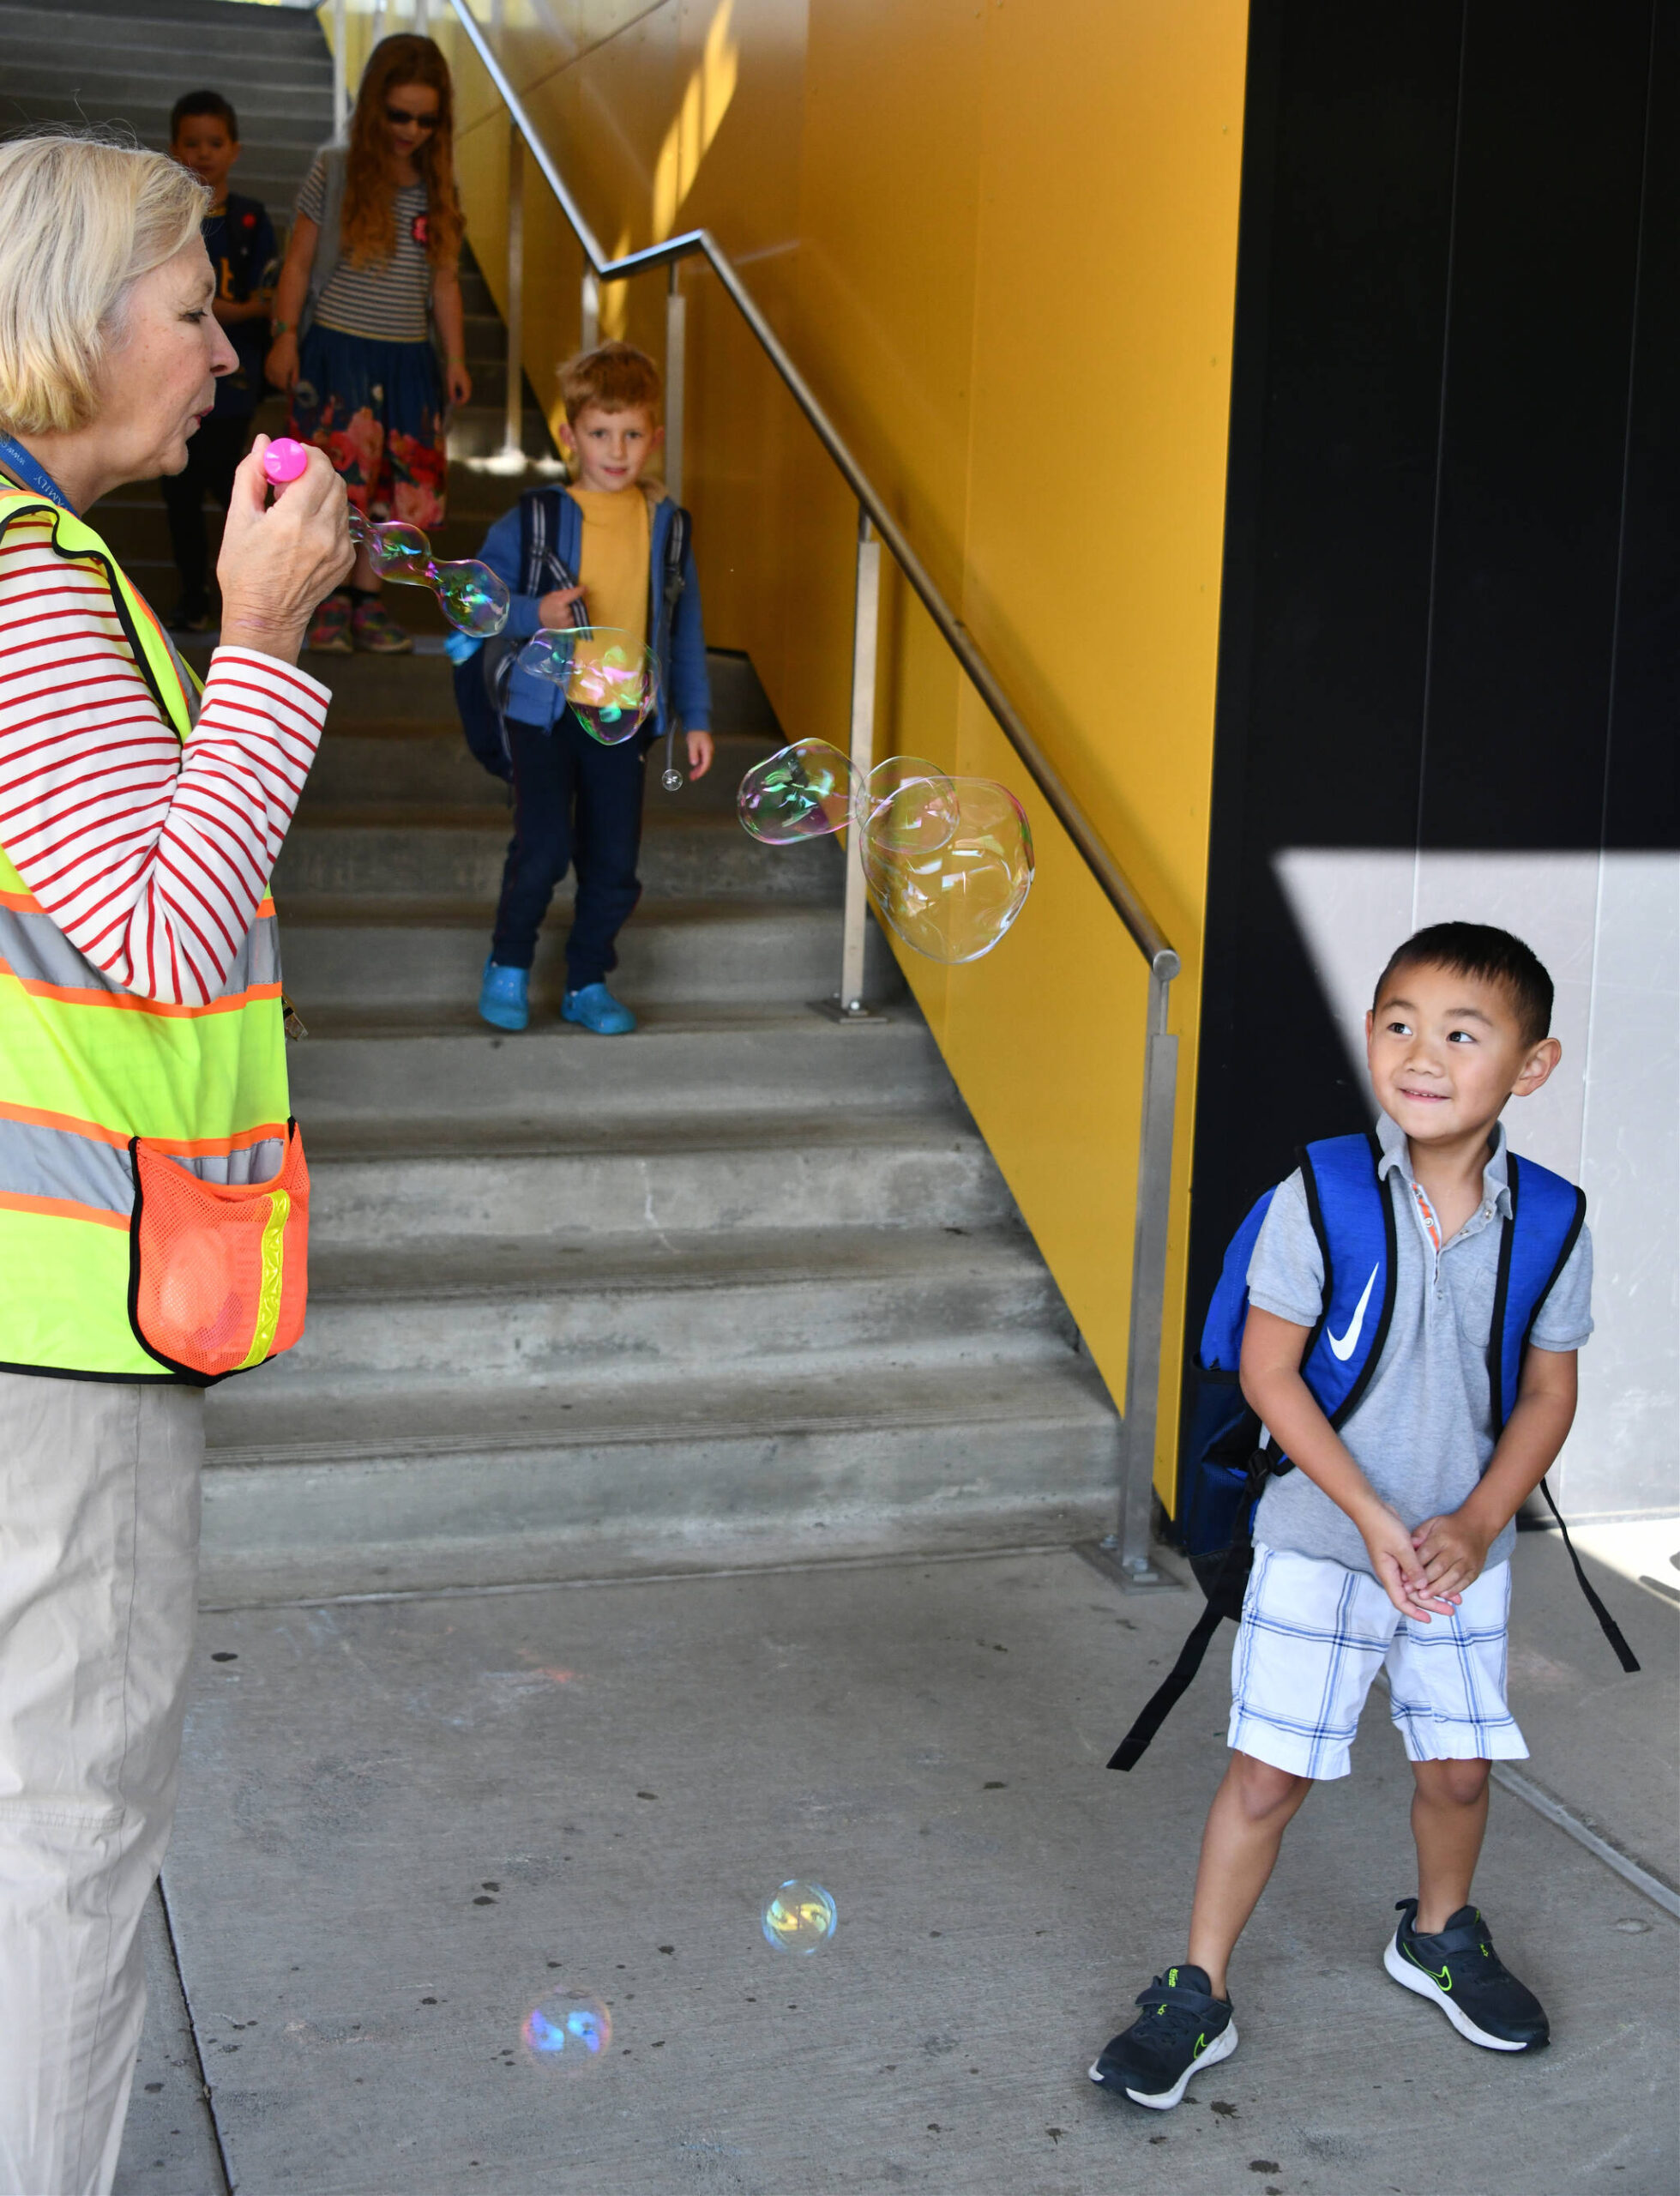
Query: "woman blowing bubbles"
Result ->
[[0, 136, 349, 2194]]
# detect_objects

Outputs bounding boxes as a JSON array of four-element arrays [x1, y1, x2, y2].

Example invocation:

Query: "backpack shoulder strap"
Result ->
[[1489, 1151, 1585, 1432], [662, 504, 689, 603], [519, 485, 574, 597], [1490, 1154, 1637, 1674], [1297, 1131, 1396, 1428]]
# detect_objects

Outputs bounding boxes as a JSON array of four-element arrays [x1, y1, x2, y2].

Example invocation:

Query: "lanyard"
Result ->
[[0, 435, 73, 513]]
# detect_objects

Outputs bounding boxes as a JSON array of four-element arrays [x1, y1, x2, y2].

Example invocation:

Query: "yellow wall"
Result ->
[[327, 0, 1249, 1508]]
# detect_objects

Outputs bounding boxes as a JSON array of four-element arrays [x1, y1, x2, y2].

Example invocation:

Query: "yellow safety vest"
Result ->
[[0, 489, 296, 1380]]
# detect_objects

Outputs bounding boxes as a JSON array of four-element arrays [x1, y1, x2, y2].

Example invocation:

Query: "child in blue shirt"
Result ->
[[1092, 924, 1593, 2111], [163, 92, 277, 631], [473, 342, 712, 1036]]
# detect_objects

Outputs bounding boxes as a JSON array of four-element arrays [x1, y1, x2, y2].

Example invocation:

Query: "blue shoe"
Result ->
[[561, 981, 635, 1035], [479, 959, 529, 1031]]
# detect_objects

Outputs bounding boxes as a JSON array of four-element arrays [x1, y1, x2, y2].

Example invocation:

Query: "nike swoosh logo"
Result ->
[[1327, 1264, 1379, 1361]]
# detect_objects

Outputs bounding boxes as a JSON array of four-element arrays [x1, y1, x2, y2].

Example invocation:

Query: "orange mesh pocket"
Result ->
[[128, 1123, 309, 1381]]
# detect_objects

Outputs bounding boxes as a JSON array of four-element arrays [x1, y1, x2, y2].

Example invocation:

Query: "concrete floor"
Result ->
[[117, 1537, 1677, 2196]]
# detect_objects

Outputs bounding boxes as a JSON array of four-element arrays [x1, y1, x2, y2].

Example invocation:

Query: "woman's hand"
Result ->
[[447, 360, 473, 408], [265, 330, 300, 395], [216, 434, 354, 665]]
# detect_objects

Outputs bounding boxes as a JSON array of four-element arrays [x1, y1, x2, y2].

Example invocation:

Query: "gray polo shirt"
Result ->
[[1246, 1111, 1593, 1577]]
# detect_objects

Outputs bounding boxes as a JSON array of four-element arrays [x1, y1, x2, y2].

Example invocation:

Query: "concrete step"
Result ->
[[0, 61, 331, 109], [297, 1105, 1007, 1246], [197, 1354, 1121, 1599], [279, 896, 900, 1012], [298, 726, 777, 813], [252, 1223, 1072, 1395], [447, 404, 560, 462], [0, 0, 331, 63], [274, 801, 841, 902], [286, 1006, 954, 1125]]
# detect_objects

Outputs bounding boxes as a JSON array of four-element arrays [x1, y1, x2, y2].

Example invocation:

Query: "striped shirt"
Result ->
[[298, 157, 432, 342], [0, 511, 329, 1007]]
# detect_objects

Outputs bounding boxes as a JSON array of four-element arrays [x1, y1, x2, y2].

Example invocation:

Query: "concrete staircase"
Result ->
[[12, 0, 1124, 1599], [192, 649, 1123, 1599], [0, 0, 331, 216]]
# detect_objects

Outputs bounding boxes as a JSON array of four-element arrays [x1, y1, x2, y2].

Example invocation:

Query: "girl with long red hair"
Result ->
[[266, 34, 469, 654]]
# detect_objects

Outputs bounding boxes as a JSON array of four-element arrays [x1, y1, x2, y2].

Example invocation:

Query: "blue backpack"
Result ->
[[1111, 1131, 1638, 1771]]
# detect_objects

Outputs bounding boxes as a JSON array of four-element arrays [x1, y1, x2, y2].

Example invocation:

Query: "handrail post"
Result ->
[[815, 507, 881, 1023], [331, 0, 347, 139], [1114, 964, 1178, 1582], [502, 119, 525, 464], [581, 272, 600, 353], [664, 263, 686, 505]]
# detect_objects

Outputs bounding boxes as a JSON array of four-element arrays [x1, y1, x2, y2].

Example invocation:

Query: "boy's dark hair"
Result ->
[[170, 91, 239, 142], [1373, 921, 1553, 1046]]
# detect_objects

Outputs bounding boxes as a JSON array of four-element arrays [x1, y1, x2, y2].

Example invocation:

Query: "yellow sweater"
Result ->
[[568, 486, 650, 648]]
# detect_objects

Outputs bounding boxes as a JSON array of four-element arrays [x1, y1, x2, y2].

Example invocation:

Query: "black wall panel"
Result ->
[[1186, 0, 1678, 1473]]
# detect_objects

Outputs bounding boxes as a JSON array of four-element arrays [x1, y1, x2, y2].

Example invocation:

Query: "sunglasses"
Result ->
[[384, 105, 439, 130]]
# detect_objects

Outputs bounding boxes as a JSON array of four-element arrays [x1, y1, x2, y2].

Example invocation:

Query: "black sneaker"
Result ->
[[1384, 1898, 1550, 2052], [1088, 1963, 1237, 2109]]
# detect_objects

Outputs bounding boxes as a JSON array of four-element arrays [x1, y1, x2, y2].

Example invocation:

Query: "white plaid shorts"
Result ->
[[1228, 1543, 1527, 1780]]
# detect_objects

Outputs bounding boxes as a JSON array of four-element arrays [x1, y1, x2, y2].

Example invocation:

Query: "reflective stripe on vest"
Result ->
[[0, 491, 292, 1379]]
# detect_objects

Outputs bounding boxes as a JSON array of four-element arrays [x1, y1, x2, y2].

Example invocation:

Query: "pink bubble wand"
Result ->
[[262, 437, 509, 636]]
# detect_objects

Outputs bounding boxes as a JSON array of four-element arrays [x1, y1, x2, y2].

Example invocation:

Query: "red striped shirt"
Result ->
[[0, 515, 329, 1005]]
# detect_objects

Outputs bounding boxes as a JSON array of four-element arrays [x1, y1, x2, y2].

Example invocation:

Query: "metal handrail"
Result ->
[[445, 0, 1177, 986], [432, 0, 1178, 1582]]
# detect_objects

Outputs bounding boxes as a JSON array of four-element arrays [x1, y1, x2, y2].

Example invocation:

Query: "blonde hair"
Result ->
[[0, 136, 209, 435], [558, 341, 663, 425]]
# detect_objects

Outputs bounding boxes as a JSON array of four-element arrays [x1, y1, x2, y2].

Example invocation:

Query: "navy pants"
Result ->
[[160, 413, 250, 607], [491, 715, 647, 986]]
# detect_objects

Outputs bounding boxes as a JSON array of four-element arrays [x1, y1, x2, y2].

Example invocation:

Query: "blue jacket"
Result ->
[[474, 484, 711, 740]]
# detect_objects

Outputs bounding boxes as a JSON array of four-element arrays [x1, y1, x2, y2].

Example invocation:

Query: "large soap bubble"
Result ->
[[864, 777, 1033, 963], [261, 440, 511, 637], [738, 739, 855, 843], [853, 755, 961, 858], [762, 1880, 837, 1954], [516, 626, 661, 745]]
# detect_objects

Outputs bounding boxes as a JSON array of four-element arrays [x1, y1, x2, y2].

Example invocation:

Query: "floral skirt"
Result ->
[[290, 327, 446, 528]]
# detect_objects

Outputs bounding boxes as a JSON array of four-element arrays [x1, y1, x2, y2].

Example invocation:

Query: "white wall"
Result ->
[[1276, 847, 1679, 1519]]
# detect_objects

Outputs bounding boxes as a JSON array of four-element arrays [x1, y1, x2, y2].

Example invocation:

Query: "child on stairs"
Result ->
[[473, 341, 713, 1036], [265, 33, 470, 656]]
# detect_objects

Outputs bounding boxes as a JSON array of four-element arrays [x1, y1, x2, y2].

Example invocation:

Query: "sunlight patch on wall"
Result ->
[[652, 0, 738, 238]]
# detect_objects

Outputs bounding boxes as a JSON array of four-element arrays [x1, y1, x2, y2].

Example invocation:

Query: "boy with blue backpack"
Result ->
[[458, 341, 711, 1035], [1092, 923, 1637, 2111]]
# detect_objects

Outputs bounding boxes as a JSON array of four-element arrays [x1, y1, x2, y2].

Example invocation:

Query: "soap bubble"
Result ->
[[517, 626, 660, 745], [521, 1988, 612, 2072], [343, 509, 511, 636], [738, 739, 854, 843], [853, 756, 960, 859], [661, 766, 684, 792], [762, 1879, 837, 1954], [264, 443, 511, 637], [865, 778, 1033, 963], [355, 518, 431, 581], [431, 561, 512, 637]]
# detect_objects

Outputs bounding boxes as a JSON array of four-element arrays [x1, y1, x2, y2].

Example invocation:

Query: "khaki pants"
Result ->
[[0, 1372, 203, 2196]]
